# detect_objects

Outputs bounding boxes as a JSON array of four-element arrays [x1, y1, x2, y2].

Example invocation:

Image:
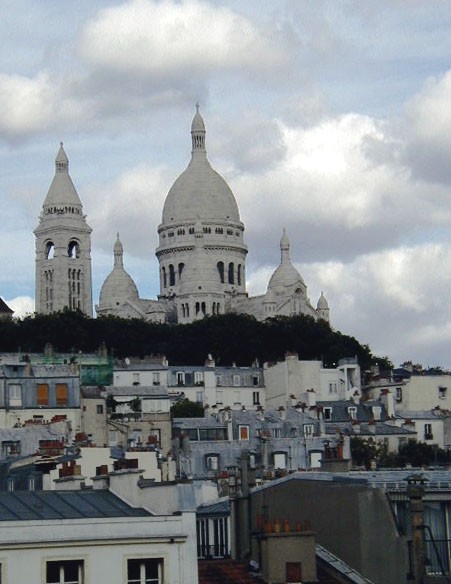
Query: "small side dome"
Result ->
[[317, 291, 329, 310], [267, 230, 306, 294], [98, 236, 139, 309]]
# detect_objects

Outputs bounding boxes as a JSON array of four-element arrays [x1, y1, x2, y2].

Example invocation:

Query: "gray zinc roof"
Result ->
[[0, 490, 151, 521]]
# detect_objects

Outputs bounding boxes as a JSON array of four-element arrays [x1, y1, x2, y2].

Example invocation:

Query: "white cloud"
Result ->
[[7, 296, 34, 318], [403, 69, 451, 183], [87, 162, 173, 257], [79, 0, 287, 77], [0, 72, 87, 140]]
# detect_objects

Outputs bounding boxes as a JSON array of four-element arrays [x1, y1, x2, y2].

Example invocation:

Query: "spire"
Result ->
[[55, 142, 69, 174], [280, 229, 291, 264], [113, 233, 124, 268], [191, 103, 206, 153]]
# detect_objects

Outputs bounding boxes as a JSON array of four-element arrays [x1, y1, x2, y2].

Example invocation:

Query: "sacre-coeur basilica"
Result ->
[[34, 107, 329, 325]]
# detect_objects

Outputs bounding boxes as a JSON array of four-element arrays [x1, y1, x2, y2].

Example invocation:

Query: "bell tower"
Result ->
[[34, 143, 93, 316]]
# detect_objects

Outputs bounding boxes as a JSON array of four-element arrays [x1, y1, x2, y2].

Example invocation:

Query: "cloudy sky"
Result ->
[[2, 0, 451, 368]]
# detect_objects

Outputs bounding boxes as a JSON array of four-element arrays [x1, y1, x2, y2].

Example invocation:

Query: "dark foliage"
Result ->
[[171, 398, 205, 418], [351, 437, 450, 469], [0, 310, 379, 369]]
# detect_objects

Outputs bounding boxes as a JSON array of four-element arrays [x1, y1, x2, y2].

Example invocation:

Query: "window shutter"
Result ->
[[37, 384, 49, 406]]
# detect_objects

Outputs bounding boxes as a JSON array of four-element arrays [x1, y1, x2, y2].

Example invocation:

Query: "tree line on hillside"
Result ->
[[0, 310, 390, 370]]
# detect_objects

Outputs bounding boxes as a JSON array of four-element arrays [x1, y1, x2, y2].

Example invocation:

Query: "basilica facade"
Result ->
[[35, 108, 329, 325]]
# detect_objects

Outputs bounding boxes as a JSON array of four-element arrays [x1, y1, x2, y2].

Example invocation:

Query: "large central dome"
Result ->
[[162, 107, 240, 224]]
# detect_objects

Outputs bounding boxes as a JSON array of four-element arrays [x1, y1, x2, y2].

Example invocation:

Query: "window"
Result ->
[[286, 562, 302, 583], [9, 384, 22, 407], [304, 424, 314, 438], [348, 407, 357, 420], [153, 372, 160, 385], [239, 425, 249, 440], [133, 373, 140, 384], [424, 423, 433, 440], [127, 558, 163, 584], [176, 372, 185, 386], [233, 375, 241, 387], [329, 382, 337, 394], [228, 262, 234, 284], [253, 391, 260, 405], [169, 264, 175, 286], [324, 407, 332, 421], [196, 390, 203, 403], [216, 375, 222, 386], [46, 560, 83, 584], [216, 390, 223, 404], [96, 404, 104, 414], [56, 384, 68, 406], [205, 454, 219, 470], [2, 440, 21, 457], [233, 390, 241, 405], [108, 430, 119, 445], [252, 374, 259, 386], [194, 371, 204, 384], [395, 387, 402, 402], [439, 386, 447, 399], [217, 262, 224, 284], [273, 428, 281, 438], [37, 383, 49, 406], [274, 452, 287, 469]]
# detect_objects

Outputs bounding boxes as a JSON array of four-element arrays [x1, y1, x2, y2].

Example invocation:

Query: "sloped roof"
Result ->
[[0, 298, 13, 314], [198, 560, 263, 584], [0, 490, 150, 521]]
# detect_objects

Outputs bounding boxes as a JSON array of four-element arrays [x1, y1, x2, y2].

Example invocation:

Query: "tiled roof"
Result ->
[[198, 560, 263, 584], [0, 490, 151, 521]]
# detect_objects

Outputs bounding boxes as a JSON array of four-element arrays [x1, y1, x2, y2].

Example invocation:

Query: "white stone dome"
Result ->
[[268, 262, 305, 292], [162, 108, 240, 224], [267, 230, 305, 293], [317, 291, 329, 310], [99, 236, 139, 308]]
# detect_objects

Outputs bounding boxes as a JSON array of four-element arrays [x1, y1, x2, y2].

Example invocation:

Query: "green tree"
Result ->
[[171, 399, 204, 418]]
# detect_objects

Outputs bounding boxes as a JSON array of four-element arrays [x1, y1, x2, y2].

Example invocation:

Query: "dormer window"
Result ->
[[439, 386, 447, 400], [348, 406, 357, 420]]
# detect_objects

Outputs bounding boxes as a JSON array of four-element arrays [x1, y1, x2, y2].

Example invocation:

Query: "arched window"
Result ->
[[217, 262, 224, 284], [196, 302, 200, 315], [178, 263, 185, 278], [237, 264, 242, 286], [162, 267, 167, 288], [68, 240, 79, 259], [228, 262, 234, 284], [186, 304, 190, 317], [169, 264, 175, 287], [181, 304, 186, 318], [201, 302, 206, 315], [46, 242, 55, 259]]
